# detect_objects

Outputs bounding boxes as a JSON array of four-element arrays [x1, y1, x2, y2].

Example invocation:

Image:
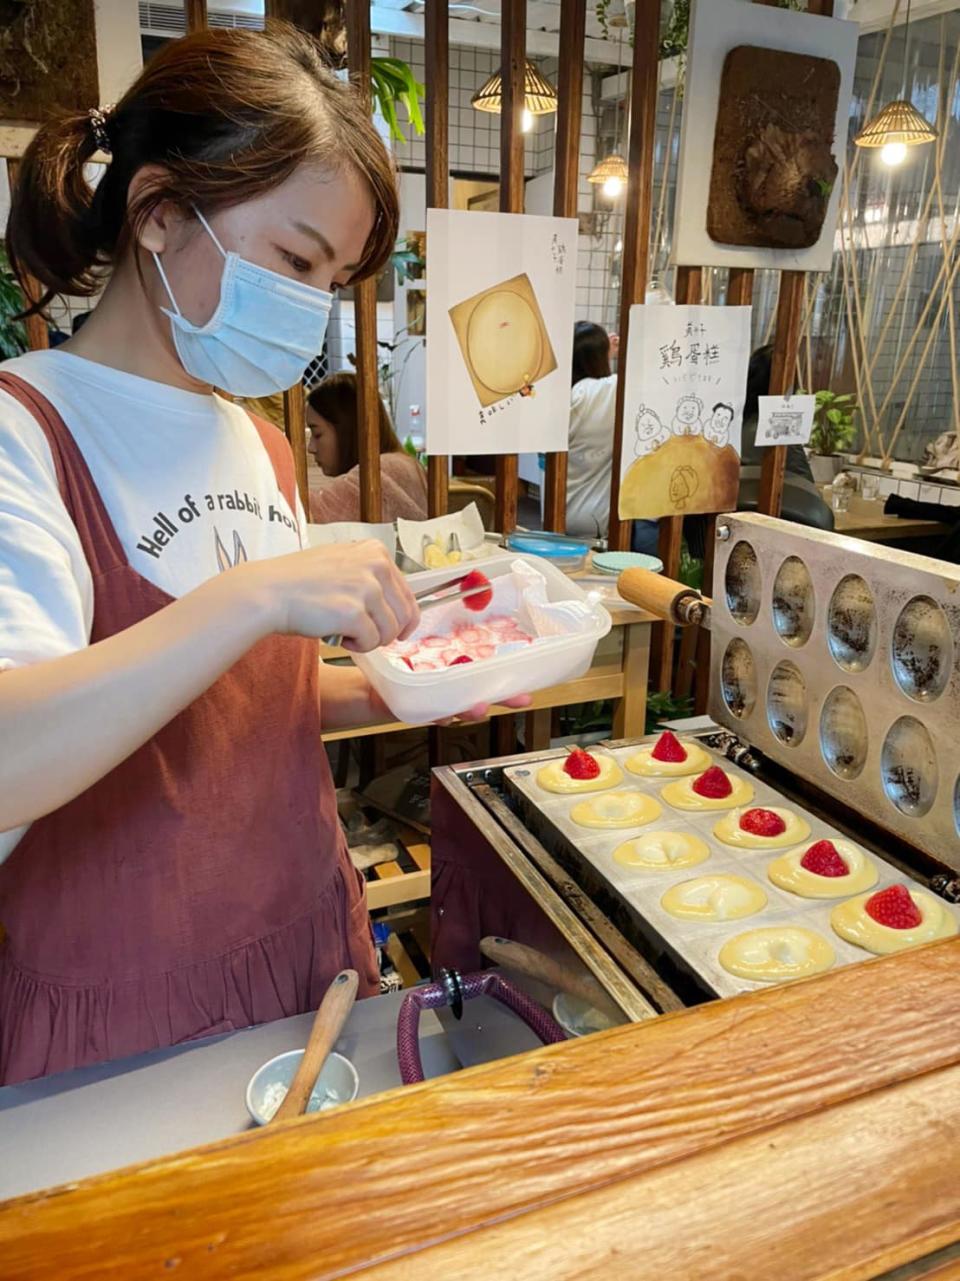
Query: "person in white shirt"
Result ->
[[564, 322, 619, 540], [0, 24, 523, 1084]]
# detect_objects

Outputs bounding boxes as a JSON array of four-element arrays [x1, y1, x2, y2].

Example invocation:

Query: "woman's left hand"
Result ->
[[434, 693, 533, 726]]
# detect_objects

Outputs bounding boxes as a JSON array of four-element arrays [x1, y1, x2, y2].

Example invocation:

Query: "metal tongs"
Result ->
[[323, 570, 492, 648]]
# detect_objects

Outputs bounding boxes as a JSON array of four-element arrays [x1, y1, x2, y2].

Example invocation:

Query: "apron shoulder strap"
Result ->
[[0, 371, 126, 574]]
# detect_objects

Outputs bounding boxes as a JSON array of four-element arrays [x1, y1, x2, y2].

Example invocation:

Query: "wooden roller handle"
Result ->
[[273, 969, 359, 1122], [480, 937, 622, 1021], [617, 568, 709, 625]]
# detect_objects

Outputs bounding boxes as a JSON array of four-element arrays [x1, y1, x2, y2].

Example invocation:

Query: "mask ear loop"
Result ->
[[152, 207, 227, 316]]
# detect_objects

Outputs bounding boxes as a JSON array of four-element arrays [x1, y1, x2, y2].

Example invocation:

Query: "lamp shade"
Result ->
[[854, 98, 938, 148], [471, 59, 558, 116], [587, 154, 629, 185]]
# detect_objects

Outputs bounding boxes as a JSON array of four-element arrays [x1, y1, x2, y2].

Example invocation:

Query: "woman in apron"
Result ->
[[0, 25, 507, 1084]]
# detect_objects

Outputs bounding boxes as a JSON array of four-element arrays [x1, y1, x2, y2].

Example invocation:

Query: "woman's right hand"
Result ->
[[237, 540, 420, 652]]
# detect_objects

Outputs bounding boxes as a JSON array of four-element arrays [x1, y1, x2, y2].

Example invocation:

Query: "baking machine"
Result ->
[[431, 514, 960, 1020]]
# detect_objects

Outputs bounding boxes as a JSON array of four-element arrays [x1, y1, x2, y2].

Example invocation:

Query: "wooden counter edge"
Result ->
[[3, 939, 960, 1279]]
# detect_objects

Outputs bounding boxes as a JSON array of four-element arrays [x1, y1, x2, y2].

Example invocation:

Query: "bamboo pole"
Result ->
[[881, 247, 960, 465], [932, 18, 960, 438], [494, 0, 526, 537], [606, 0, 661, 553], [344, 1, 383, 522], [651, 75, 681, 282], [542, 0, 587, 534], [425, 0, 450, 518]]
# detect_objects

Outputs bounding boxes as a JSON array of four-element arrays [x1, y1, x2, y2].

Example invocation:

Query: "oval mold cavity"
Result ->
[[827, 575, 877, 673], [819, 686, 868, 780], [881, 716, 938, 818], [724, 541, 761, 626], [772, 556, 815, 648], [767, 660, 808, 746], [721, 638, 757, 720], [891, 595, 953, 702]]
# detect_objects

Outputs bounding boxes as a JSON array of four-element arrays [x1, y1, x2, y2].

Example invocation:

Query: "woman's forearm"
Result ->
[[0, 568, 274, 831], [316, 662, 391, 731]]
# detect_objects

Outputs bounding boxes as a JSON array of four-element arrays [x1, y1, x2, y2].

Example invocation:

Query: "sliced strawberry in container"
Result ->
[[449, 655, 473, 666]]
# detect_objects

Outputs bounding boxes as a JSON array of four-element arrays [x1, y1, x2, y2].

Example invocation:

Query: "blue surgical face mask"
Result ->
[[153, 210, 333, 397]]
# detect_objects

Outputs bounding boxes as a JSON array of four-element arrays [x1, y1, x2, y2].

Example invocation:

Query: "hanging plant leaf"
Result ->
[[370, 56, 426, 143]]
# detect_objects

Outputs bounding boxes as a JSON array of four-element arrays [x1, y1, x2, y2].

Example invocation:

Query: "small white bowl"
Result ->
[[246, 1049, 359, 1126], [552, 992, 622, 1038]]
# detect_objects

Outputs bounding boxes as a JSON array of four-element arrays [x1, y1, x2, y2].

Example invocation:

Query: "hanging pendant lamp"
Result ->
[[588, 26, 629, 199], [587, 154, 629, 198], [471, 59, 558, 123], [854, 0, 937, 165]]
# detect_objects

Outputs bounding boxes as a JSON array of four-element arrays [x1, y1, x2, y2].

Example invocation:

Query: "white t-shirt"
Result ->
[[0, 348, 305, 674], [565, 374, 617, 539]]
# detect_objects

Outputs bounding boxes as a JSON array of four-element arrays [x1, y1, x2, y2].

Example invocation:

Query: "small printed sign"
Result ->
[[755, 395, 816, 447]]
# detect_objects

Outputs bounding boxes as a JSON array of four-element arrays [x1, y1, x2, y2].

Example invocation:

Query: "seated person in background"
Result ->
[[306, 372, 428, 524], [565, 321, 620, 540]]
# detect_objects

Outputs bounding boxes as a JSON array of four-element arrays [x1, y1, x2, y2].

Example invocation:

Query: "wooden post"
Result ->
[[184, 0, 207, 33], [261, 0, 317, 514], [758, 270, 805, 516], [756, 0, 833, 514], [425, 0, 450, 518], [606, 0, 661, 553], [4, 159, 48, 353], [690, 266, 754, 711], [494, 0, 526, 537], [542, 0, 587, 533], [649, 265, 701, 691], [345, 0, 383, 522]]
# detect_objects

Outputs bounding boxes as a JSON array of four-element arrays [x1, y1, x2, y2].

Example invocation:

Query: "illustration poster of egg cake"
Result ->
[[426, 208, 578, 455], [618, 303, 752, 521]]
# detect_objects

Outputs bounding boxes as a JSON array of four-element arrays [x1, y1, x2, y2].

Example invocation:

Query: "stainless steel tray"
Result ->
[[710, 513, 960, 872]]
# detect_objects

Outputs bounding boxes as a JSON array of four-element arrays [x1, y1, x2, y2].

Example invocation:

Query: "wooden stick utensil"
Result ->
[[272, 969, 358, 1122]]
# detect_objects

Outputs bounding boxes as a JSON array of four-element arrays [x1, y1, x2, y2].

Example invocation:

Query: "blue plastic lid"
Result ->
[[506, 532, 589, 561], [592, 551, 664, 575]]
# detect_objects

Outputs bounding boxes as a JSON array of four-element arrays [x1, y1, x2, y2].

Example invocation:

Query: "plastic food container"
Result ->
[[353, 554, 612, 725], [505, 532, 590, 573]]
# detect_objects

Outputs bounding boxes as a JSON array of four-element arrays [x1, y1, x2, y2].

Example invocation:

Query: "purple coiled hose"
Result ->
[[396, 969, 567, 1085]]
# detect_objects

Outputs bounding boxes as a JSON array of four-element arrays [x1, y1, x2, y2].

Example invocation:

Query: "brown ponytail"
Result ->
[[6, 22, 399, 316]]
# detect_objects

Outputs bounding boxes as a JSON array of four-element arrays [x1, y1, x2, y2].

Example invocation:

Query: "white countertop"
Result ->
[[0, 987, 544, 1201]]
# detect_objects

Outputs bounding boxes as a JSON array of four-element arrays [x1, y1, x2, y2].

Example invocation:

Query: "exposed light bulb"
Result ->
[[522, 107, 534, 133], [602, 175, 624, 199], [880, 141, 908, 167]]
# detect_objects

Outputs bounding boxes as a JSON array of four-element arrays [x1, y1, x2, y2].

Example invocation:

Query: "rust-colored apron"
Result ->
[[0, 373, 377, 1085]]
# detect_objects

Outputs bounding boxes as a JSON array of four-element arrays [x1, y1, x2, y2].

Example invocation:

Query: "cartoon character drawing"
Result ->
[[634, 404, 670, 457], [215, 528, 248, 573], [704, 402, 735, 447], [672, 394, 704, 438]]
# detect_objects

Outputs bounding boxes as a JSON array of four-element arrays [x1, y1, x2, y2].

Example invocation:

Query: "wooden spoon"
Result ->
[[272, 969, 359, 1122], [480, 937, 624, 1024]]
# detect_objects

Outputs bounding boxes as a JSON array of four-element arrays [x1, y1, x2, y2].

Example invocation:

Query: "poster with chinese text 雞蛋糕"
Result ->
[[618, 304, 752, 521], [426, 208, 578, 456]]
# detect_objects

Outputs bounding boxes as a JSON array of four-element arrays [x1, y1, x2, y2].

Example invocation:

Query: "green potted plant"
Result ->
[[0, 243, 27, 360], [807, 389, 857, 485], [390, 233, 425, 284]]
